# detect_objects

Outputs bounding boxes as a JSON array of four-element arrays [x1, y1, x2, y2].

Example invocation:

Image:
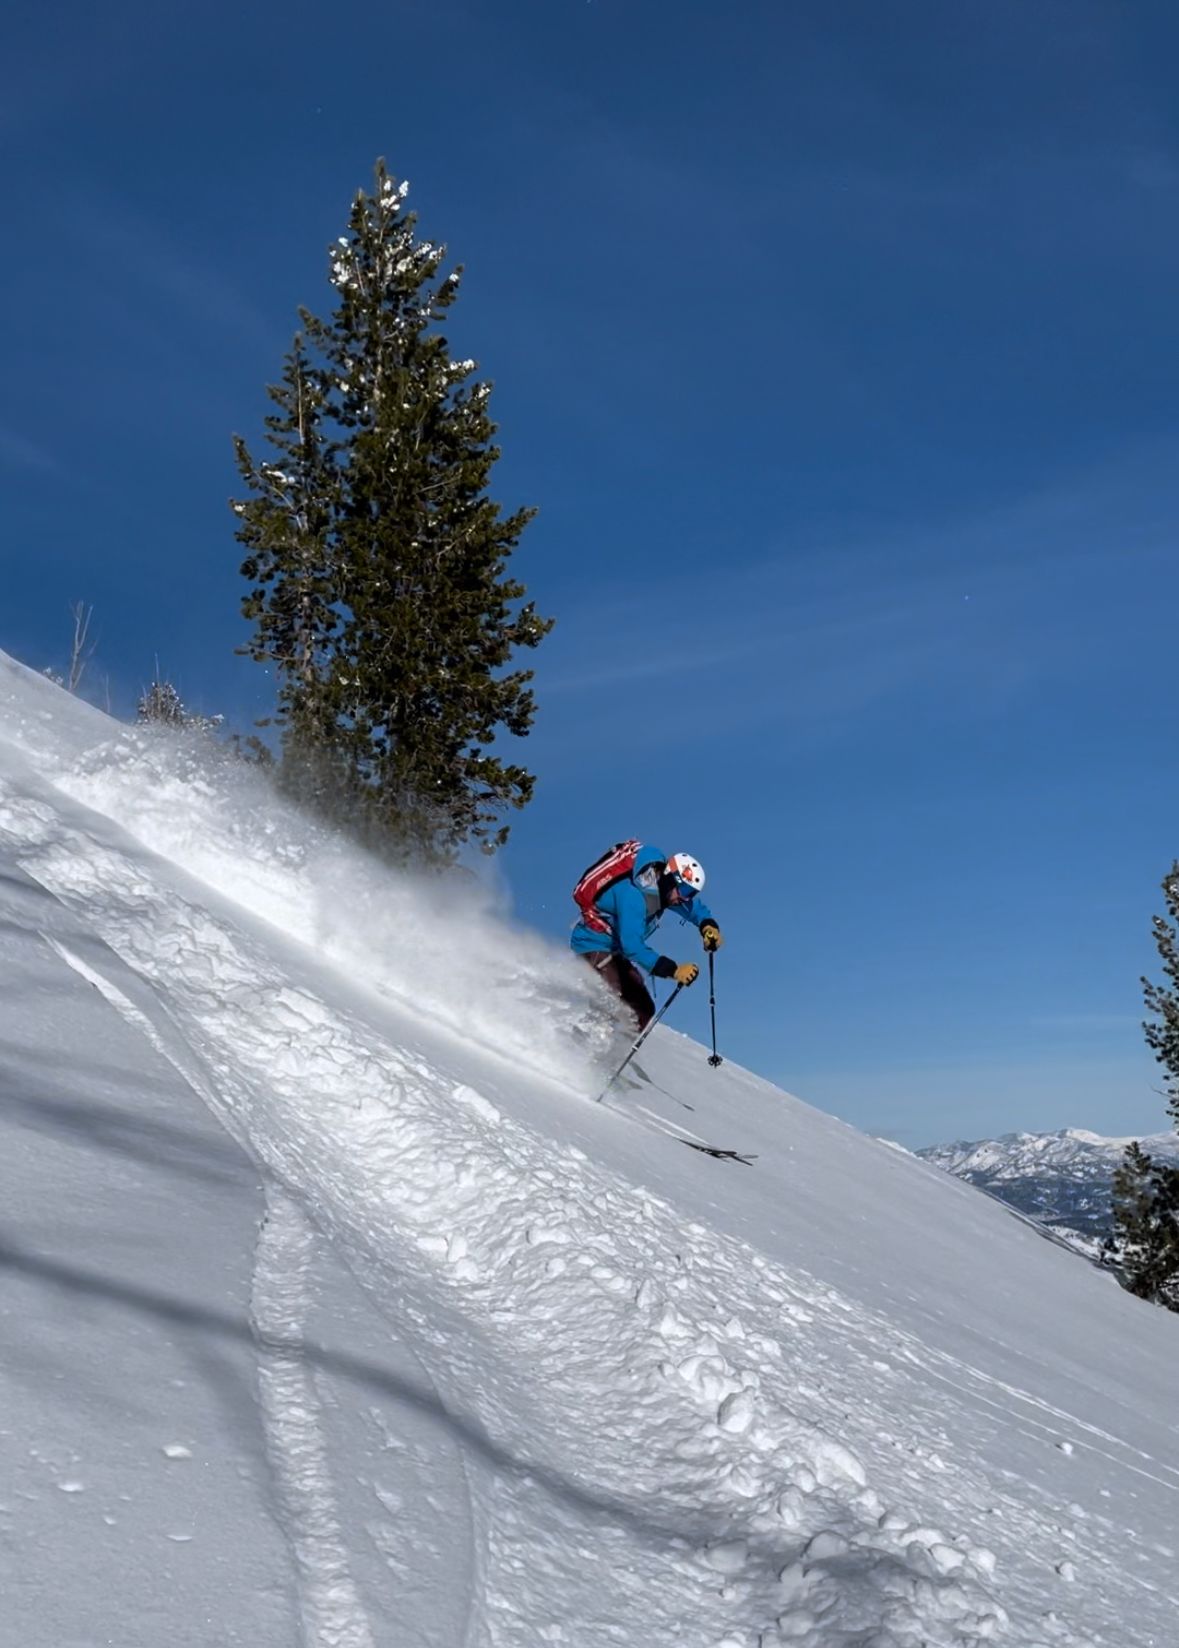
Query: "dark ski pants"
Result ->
[[582, 950, 656, 1032]]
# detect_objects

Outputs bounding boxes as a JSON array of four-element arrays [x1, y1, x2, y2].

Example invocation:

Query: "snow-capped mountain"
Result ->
[[3, 646, 1178, 1648], [918, 1128, 1179, 1251]]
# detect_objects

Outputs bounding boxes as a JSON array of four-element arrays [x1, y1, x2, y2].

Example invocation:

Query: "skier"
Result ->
[[570, 841, 723, 1032]]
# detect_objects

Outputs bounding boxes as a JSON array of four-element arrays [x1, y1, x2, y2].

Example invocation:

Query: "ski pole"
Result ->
[[597, 983, 684, 1100], [707, 951, 723, 1068]]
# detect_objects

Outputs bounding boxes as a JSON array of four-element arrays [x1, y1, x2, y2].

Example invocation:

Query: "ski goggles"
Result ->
[[673, 877, 697, 904]]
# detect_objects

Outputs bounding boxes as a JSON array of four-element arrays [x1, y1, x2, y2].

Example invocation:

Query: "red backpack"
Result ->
[[572, 839, 645, 936]]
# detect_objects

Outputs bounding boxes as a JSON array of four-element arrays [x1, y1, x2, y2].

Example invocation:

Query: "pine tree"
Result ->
[[1143, 862, 1179, 1131], [138, 680, 187, 726], [1111, 863, 1179, 1310], [137, 676, 224, 736], [233, 161, 552, 861], [1111, 1143, 1179, 1308]]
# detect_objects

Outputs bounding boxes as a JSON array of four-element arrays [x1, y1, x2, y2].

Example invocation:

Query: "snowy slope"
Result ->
[[920, 1130, 1179, 1254], [1, 651, 1177, 1648]]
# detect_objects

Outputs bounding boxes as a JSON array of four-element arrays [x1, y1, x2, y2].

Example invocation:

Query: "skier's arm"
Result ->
[[677, 896, 715, 932], [678, 897, 723, 950], [610, 881, 668, 975]]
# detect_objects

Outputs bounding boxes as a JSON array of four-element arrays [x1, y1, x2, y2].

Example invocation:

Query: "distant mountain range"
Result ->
[[917, 1128, 1179, 1258]]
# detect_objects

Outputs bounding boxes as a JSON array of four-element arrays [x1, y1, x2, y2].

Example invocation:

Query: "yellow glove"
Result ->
[[700, 922, 723, 952], [673, 962, 699, 986]]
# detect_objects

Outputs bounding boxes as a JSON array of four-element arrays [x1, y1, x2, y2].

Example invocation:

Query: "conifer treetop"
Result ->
[[1142, 862, 1179, 1132], [232, 159, 551, 863]]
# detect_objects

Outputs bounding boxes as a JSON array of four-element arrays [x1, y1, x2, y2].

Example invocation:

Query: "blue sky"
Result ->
[[3, 0, 1178, 1145]]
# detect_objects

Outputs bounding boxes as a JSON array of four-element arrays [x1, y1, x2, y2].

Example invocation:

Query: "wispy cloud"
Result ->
[[58, 193, 280, 351], [538, 434, 1179, 754], [0, 426, 58, 473], [1027, 1013, 1143, 1034]]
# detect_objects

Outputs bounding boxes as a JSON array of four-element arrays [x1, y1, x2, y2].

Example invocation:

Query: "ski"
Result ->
[[678, 1140, 757, 1166], [600, 1097, 755, 1166]]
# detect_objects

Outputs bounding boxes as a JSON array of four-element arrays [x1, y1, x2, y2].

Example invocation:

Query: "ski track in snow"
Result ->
[[0, 705, 1165, 1647], [251, 1185, 377, 1648]]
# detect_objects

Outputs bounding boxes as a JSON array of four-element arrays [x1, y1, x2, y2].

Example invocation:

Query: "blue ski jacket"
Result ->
[[569, 842, 716, 974]]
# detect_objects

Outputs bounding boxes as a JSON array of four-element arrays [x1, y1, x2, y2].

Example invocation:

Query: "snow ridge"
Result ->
[[922, 1130, 1179, 1180], [919, 1128, 1179, 1256]]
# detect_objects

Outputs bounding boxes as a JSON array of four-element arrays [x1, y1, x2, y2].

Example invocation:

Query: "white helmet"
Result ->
[[666, 851, 705, 895]]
